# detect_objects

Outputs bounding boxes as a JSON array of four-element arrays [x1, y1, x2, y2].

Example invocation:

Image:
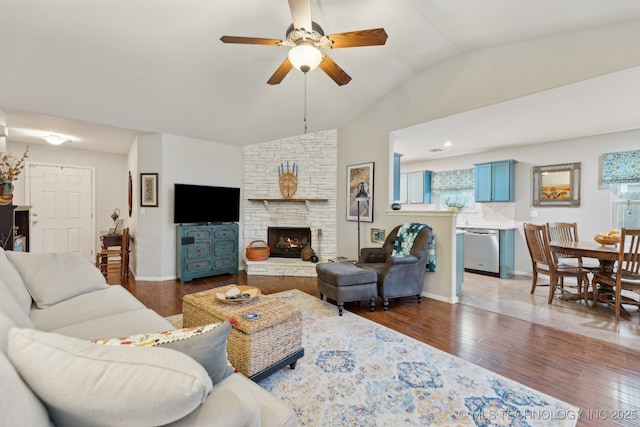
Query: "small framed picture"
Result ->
[[371, 228, 385, 243], [140, 173, 158, 207]]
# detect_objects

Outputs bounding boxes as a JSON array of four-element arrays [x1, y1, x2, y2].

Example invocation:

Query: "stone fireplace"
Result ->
[[242, 129, 337, 277], [268, 227, 312, 258]]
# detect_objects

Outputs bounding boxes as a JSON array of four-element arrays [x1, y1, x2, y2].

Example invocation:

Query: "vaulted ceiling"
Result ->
[[2, 0, 640, 157]]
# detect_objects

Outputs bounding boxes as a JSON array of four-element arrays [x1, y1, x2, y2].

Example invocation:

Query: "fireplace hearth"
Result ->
[[268, 227, 312, 258]]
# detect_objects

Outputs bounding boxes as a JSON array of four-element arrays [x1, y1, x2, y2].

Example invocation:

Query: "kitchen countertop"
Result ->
[[457, 226, 517, 231]]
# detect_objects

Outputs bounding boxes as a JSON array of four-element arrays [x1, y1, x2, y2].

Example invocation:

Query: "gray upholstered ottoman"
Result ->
[[316, 262, 378, 316]]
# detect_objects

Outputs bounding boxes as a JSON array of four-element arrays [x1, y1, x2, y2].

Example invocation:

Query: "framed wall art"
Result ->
[[532, 162, 580, 207], [140, 173, 158, 207], [371, 228, 385, 243], [347, 162, 374, 222], [128, 171, 133, 216]]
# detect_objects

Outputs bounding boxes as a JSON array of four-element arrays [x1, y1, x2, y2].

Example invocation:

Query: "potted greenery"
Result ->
[[445, 197, 465, 211]]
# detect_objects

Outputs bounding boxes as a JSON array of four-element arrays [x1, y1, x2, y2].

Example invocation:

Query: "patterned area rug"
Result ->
[[256, 289, 578, 427], [165, 314, 183, 329]]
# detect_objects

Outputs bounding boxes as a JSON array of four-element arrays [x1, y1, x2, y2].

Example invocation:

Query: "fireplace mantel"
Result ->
[[247, 198, 328, 210]]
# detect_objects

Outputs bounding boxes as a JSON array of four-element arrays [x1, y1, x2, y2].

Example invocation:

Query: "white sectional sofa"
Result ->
[[0, 247, 297, 427]]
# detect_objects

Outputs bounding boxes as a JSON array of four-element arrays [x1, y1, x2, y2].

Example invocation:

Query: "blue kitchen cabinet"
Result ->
[[456, 231, 464, 294], [474, 160, 516, 202]]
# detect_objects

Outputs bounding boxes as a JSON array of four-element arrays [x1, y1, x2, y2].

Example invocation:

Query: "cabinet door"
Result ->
[[492, 162, 508, 201], [407, 172, 424, 203], [475, 163, 493, 202], [492, 161, 514, 202], [393, 153, 402, 202], [399, 173, 408, 203]]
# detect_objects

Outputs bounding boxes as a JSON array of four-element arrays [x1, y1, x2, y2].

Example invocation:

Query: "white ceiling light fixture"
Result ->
[[44, 134, 70, 145], [287, 42, 322, 73]]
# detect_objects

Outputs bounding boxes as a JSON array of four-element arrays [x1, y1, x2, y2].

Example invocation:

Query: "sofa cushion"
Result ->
[[92, 321, 235, 385], [0, 312, 12, 354], [0, 277, 34, 330], [209, 372, 298, 427], [30, 285, 145, 331], [0, 247, 32, 313], [8, 327, 213, 427], [51, 308, 175, 340], [6, 251, 109, 308], [166, 378, 260, 427], [0, 350, 53, 427]]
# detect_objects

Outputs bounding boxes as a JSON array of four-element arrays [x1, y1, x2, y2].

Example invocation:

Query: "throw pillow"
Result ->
[[91, 321, 235, 385], [8, 327, 213, 427], [0, 278, 34, 332], [6, 251, 109, 308], [0, 247, 32, 313], [0, 351, 53, 427]]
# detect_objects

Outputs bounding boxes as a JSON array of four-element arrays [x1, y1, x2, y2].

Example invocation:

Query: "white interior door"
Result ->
[[27, 164, 94, 260]]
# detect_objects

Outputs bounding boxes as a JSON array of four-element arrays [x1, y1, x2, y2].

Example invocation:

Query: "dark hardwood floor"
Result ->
[[120, 272, 640, 427]]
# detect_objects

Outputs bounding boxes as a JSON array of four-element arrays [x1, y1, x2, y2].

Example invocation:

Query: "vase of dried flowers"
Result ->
[[1, 182, 13, 195], [0, 146, 29, 204]]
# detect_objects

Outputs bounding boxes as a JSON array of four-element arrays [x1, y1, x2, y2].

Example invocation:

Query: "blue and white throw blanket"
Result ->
[[391, 222, 436, 272]]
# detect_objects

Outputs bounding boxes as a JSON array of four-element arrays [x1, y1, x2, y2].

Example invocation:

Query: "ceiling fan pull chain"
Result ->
[[304, 72, 308, 134]]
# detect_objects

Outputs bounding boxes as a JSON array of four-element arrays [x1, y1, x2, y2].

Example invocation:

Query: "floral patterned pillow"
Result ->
[[91, 322, 235, 384]]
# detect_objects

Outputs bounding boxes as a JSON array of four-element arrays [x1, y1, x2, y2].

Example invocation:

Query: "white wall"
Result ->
[[336, 18, 640, 269], [0, 108, 6, 152], [134, 134, 243, 280]]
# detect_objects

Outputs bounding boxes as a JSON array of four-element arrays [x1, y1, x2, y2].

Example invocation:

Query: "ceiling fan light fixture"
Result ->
[[44, 134, 69, 145], [288, 43, 322, 73]]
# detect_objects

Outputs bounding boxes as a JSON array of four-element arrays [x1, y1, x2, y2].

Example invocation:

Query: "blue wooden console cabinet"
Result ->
[[176, 223, 239, 283]]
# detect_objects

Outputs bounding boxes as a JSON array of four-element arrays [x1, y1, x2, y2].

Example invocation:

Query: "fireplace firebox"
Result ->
[[268, 227, 312, 258]]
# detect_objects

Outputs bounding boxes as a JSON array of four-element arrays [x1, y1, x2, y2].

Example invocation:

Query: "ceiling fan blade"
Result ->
[[267, 58, 294, 85], [220, 36, 282, 46], [288, 0, 312, 31], [318, 54, 352, 86], [327, 28, 388, 48]]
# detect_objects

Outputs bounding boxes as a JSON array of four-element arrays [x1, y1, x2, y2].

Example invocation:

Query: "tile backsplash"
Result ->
[[456, 202, 516, 228]]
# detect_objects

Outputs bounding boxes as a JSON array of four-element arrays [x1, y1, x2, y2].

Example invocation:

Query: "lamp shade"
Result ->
[[355, 182, 370, 201], [288, 43, 322, 73]]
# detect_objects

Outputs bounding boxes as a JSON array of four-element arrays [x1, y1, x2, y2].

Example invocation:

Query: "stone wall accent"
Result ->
[[243, 130, 337, 276]]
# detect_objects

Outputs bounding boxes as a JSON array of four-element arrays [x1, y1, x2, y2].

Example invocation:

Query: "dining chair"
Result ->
[[591, 228, 640, 321], [523, 223, 591, 304], [95, 227, 130, 284], [546, 222, 600, 270]]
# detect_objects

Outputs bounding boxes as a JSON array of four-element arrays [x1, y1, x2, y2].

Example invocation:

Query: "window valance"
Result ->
[[431, 168, 475, 191], [601, 149, 640, 184]]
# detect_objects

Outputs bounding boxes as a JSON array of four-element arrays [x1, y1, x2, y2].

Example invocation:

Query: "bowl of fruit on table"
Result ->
[[594, 230, 621, 246]]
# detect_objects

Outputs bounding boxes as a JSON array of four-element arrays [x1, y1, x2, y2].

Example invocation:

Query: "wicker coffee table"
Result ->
[[183, 287, 304, 382]]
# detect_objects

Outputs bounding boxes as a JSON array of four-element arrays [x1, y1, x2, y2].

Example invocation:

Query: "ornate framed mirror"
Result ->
[[532, 162, 581, 207]]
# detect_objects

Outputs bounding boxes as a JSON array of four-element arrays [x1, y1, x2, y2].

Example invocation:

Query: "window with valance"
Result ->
[[603, 149, 640, 230], [601, 149, 640, 184], [431, 168, 475, 191]]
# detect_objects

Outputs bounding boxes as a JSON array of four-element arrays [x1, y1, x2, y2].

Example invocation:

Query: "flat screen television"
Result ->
[[174, 183, 240, 224]]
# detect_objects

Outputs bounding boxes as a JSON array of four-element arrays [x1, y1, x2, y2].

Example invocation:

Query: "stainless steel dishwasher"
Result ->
[[464, 229, 500, 276]]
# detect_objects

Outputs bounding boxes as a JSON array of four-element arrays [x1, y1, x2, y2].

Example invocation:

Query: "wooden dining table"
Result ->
[[549, 240, 621, 309]]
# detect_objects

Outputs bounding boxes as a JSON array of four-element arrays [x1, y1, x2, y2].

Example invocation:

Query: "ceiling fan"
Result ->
[[220, 0, 388, 86]]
